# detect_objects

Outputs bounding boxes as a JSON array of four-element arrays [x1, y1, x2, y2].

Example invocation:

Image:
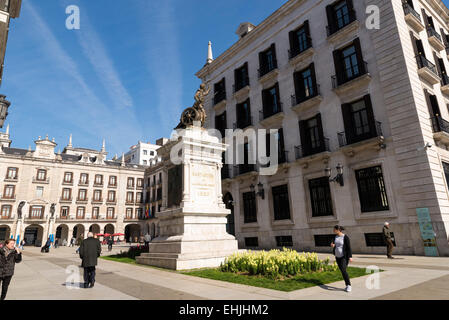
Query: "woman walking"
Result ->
[[331, 225, 353, 292], [0, 239, 22, 300]]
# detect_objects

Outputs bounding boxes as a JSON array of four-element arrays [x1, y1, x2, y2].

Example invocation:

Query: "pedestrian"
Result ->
[[144, 233, 151, 246], [79, 232, 101, 289], [41, 237, 51, 253], [19, 239, 25, 250], [107, 237, 113, 252], [69, 237, 75, 247], [331, 225, 353, 292], [0, 239, 22, 300], [383, 222, 395, 259], [54, 238, 59, 249]]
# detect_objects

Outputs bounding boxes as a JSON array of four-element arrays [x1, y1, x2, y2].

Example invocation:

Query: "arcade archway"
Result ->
[[24, 225, 44, 246], [56, 224, 69, 243], [125, 224, 141, 243]]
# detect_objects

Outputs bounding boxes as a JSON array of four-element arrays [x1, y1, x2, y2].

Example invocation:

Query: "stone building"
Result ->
[[0, 0, 21, 85], [0, 128, 146, 246], [124, 140, 161, 166], [196, 0, 449, 256]]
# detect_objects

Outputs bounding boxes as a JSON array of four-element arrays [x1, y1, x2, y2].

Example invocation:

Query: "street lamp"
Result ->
[[0, 95, 11, 128], [250, 182, 265, 200], [325, 163, 344, 187]]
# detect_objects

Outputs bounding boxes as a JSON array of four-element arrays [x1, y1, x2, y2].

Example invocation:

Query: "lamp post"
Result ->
[[325, 163, 344, 187], [0, 95, 11, 128], [250, 182, 265, 200]]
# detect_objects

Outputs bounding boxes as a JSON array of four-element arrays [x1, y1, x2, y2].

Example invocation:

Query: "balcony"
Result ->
[[427, 27, 445, 52], [332, 62, 371, 97], [295, 138, 331, 162], [108, 183, 117, 189], [26, 215, 45, 221], [431, 116, 449, 144], [105, 215, 117, 221], [326, 19, 359, 45], [233, 164, 257, 179], [261, 150, 290, 169], [291, 86, 322, 114], [403, 3, 424, 33], [4, 176, 18, 183], [259, 103, 284, 127], [126, 201, 135, 206], [93, 182, 104, 188], [75, 198, 88, 204], [33, 177, 50, 184], [258, 63, 278, 84], [62, 180, 74, 186], [416, 55, 441, 85], [78, 180, 89, 187], [59, 197, 72, 204], [221, 164, 232, 181], [91, 198, 103, 205], [288, 45, 314, 69], [234, 116, 253, 130], [106, 199, 117, 205], [233, 79, 250, 100], [213, 92, 227, 111], [441, 74, 449, 95], [338, 121, 385, 157], [127, 185, 135, 190], [0, 195, 16, 202]]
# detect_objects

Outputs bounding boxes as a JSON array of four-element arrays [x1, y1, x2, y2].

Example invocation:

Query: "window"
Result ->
[[136, 208, 143, 219], [1, 205, 11, 219], [314, 235, 336, 247], [245, 237, 259, 248], [6, 167, 18, 180], [36, 186, 44, 198], [143, 160, 147, 165], [92, 207, 100, 219], [78, 189, 87, 201], [157, 188, 162, 201], [60, 207, 69, 218], [309, 177, 333, 217], [107, 207, 115, 219], [30, 206, 43, 218], [293, 63, 318, 104], [237, 142, 255, 175], [243, 192, 257, 223], [76, 207, 85, 219], [136, 192, 143, 203], [299, 114, 326, 157], [143, 150, 148, 155], [109, 175, 117, 187], [3, 185, 15, 199], [365, 233, 396, 247], [127, 177, 135, 188], [333, 39, 366, 86], [214, 78, 226, 105], [341, 95, 378, 145], [62, 188, 71, 200], [234, 62, 249, 92], [108, 191, 116, 202], [215, 112, 227, 139], [137, 178, 144, 188], [272, 185, 291, 220], [126, 208, 133, 219], [80, 173, 89, 185], [289, 21, 312, 59], [236, 99, 252, 129], [93, 190, 102, 202], [262, 83, 281, 119], [326, 0, 356, 36], [276, 236, 293, 247], [265, 128, 287, 165], [37, 169, 47, 181], [259, 44, 277, 77], [355, 166, 389, 212], [63, 172, 73, 183], [126, 192, 134, 203], [150, 151, 155, 156], [94, 174, 103, 186]]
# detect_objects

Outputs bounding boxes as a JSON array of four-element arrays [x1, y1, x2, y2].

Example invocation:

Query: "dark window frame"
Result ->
[[309, 177, 333, 217], [272, 184, 291, 221], [355, 166, 390, 212], [243, 191, 257, 223]]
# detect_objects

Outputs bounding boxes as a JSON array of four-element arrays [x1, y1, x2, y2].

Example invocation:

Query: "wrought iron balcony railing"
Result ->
[[291, 85, 320, 106], [416, 54, 439, 77], [260, 102, 283, 121], [403, 3, 421, 21], [431, 116, 449, 134], [288, 38, 313, 60], [295, 138, 330, 159], [338, 121, 383, 147], [332, 62, 368, 88], [234, 116, 253, 130]]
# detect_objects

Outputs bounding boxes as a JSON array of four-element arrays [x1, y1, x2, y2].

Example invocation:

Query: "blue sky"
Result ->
[[1, 0, 286, 157]]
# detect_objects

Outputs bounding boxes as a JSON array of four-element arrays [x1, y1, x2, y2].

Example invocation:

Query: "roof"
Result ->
[[2, 147, 28, 156]]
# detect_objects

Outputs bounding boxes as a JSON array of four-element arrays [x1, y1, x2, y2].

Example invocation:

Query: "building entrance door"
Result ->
[[24, 227, 39, 246]]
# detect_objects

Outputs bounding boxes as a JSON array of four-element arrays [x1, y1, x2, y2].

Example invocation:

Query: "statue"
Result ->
[[17, 201, 25, 219], [175, 83, 210, 129], [50, 203, 56, 219]]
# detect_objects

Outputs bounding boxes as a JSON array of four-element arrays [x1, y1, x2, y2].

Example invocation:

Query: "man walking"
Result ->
[[79, 232, 101, 289], [144, 234, 151, 246], [383, 222, 394, 259]]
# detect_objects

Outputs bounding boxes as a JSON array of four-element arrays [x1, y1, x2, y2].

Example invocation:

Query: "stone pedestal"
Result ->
[[136, 126, 238, 270]]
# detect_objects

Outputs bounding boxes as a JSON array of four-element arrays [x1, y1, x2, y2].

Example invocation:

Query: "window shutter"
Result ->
[[353, 38, 366, 74], [363, 95, 377, 136], [347, 0, 356, 20], [421, 9, 429, 27], [262, 89, 268, 116], [299, 120, 309, 156], [304, 20, 312, 47], [310, 63, 318, 95], [259, 51, 265, 73], [326, 5, 335, 35], [278, 128, 285, 154], [289, 30, 297, 55], [293, 71, 305, 99], [333, 49, 344, 85], [441, 28, 449, 47], [316, 113, 325, 144], [271, 43, 278, 68], [275, 82, 281, 112], [234, 68, 239, 89], [244, 62, 249, 85], [433, 53, 443, 76], [222, 78, 227, 97], [341, 103, 354, 143], [410, 32, 419, 56]]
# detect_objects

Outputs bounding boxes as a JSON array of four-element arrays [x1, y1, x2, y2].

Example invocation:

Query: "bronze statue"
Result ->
[[50, 203, 56, 219], [176, 83, 210, 129], [17, 201, 25, 219]]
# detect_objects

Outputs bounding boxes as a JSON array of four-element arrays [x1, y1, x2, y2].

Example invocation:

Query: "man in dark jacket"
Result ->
[[79, 232, 101, 288], [0, 239, 22, 300], [383, 222, 394, 259]]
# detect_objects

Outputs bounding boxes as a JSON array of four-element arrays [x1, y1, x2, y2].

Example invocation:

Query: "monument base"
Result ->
[[136, 208, 239, 270]]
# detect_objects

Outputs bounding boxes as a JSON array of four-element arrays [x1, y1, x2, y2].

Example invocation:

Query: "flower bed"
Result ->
[[220, 249, 338, 279]]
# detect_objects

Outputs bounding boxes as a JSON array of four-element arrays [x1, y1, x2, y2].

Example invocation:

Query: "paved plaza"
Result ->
[[4, 246, 449, 300]]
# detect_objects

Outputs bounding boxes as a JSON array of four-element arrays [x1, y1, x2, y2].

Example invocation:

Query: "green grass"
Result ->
[[182, 267, 370, 292], [101, 255, 374, 292]]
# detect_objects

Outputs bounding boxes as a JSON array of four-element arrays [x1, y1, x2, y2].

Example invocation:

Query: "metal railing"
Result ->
[[233, 78, 250, 93], [233, 116, 253, 130], [416, 54, 439, 77], [332, 61, 368, 88], [431, 116, 449, 133], [288, 38, 313, 60], [258, 60, 278, 79], [338, 121, 383, 147], [326, 10, 357, 36], [441, 73, 449, 86], [214, 91, 227, 105], [427, 26, 442, 43], [233, 164, 256, 177], [403, 3, 421, 21], [260, 102, 283, 121], [295, 138, 330, 159], [291, 85, 320, 106]]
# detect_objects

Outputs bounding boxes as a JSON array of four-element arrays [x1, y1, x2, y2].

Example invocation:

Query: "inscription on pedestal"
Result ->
[[191, 164, 216, 204]]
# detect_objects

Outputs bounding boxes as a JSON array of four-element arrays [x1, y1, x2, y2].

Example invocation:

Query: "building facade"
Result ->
[[124, 140, 163, 166], [196, 0, 449, 256], [0, 128, 147, 246]]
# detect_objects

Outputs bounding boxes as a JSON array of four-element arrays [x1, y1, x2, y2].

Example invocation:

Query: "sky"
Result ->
[[1, 0, 287, 157]]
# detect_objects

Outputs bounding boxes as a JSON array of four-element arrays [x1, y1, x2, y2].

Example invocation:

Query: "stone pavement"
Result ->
[[5, 246, 449, 300]]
